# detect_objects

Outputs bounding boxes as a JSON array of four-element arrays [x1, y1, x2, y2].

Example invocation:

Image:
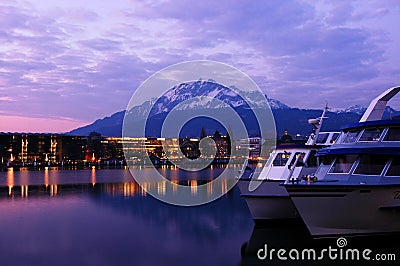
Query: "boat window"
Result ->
[[272, 152, 291, 166], [358, 127, 384, 142], [385, 156, 400, 176], [288, 152, 306, 168], [314, 155, 334, 176], [330, 133, 340, 144], [353, 154, 388, 175], [329, 155, 358, 174], [341, 129, 361, 144], [306, 150, 318, 167], [335, 132, 346, 144], [316, 133, 328, 144], [383, 127, 400, 141], [321, 155, 335, 165]]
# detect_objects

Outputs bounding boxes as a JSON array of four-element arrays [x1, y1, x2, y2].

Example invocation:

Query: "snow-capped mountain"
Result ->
[[331, 104, 398, 118], [330, 105, 367, 115], [266, 97, 290, 110], [143, 80, 282, 116], [343, 105, 367, 115], [69, 80, 383, 137], [123, 80, 288, 120]]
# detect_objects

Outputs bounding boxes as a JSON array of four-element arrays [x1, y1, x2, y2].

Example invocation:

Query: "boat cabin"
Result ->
[[245, 104, 340, 182], [313, 120, 400, 183], [253, 131, 340, 181]]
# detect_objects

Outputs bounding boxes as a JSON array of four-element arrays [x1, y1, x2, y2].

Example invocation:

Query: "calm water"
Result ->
[[1, 167, 399, 266], [0, 167, 254, 266]]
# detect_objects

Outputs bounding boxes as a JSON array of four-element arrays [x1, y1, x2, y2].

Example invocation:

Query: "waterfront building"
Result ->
[[0, 132, 264, 167]]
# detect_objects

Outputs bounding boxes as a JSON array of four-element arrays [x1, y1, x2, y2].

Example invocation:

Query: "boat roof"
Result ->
[[359, 85, 400, 122], [340, 119, 400, 131], [316, 146, 400, 156]]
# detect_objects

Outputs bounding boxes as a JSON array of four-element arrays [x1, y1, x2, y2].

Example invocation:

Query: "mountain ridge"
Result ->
[[68, 81, 398, 137]]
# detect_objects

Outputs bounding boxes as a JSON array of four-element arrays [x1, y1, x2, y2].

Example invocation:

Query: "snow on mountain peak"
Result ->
[[126, 80, 294, 119], [265, 97, 290, 110], [330, 104, 366, 115], [148, 80, 275, 115]]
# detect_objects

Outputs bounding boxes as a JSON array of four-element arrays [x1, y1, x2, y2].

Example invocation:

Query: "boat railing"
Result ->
[[285, 153, 302, 183]]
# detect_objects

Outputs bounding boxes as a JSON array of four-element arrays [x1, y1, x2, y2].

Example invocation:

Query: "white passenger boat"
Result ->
[[238, 106, 339, 220], [284, 86, 400, 237]]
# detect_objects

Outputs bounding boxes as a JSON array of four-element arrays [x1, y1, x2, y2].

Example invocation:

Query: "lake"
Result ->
[[1, 166, 398, 266], [0, 166, 254, 266]]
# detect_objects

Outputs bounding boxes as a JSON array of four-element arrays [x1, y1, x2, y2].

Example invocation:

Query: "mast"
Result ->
[[307, 104, 329, 145], [359, 86, 400, 122]]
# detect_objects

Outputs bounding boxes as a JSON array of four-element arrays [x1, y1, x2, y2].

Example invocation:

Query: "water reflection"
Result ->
[[91, 166, 96, 186], [20, 185, 28, 197], [44, 167, 49, 186], [7, 167, 14, 196], [0, 165, 242, 200], [190, 180, 197, 195], [0, 180, 238, 200], [0, 174, 254, 266], [50, 184, 58, 196]]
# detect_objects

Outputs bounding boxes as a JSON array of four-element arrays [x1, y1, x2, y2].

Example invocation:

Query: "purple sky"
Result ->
[[1, 0, 400, 132]]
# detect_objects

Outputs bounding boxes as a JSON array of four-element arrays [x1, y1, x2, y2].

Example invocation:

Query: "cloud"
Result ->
[[0, 96, 14, 102], [126, 0, 387, 99], [0, 0, 399, 133], [78, 38, 123, 52]]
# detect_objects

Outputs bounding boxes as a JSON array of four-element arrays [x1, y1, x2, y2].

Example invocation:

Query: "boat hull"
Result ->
[[286, 184, 400, 237], [237, 179, 299, 220]]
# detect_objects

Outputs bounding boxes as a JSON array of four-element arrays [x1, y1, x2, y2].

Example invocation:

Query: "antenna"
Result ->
[[307, 104, 329, 145]]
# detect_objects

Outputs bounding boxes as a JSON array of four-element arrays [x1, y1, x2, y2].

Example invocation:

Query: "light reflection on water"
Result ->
[[1, 166, 239, 200], [0, 166, 254, 266]]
